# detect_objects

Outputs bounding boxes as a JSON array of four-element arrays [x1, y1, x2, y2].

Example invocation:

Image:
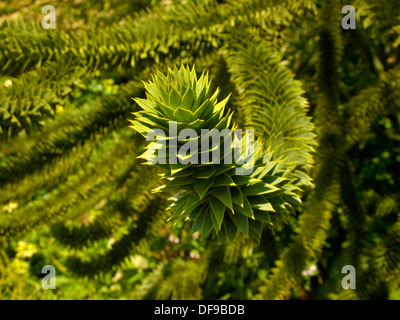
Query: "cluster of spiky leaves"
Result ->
[[130, 65, 308, 241], [0, 0, 314, 286]]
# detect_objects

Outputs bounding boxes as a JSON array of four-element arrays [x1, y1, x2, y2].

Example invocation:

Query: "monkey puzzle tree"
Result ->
[[0, 0, 399, 300]]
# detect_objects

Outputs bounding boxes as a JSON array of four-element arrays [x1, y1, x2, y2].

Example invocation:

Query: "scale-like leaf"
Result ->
[[229, 211, 249, 235], [233, 194, 254, 218], [213, 187, 233, 210], [242, 183, 281, 196], [193, 166, 216, 179], [210, 197, 225, 229], [202, 210, 214, 237], [194, 178, 215, 199], [224, 217, 237, 241], [213, 173, 236, 187]]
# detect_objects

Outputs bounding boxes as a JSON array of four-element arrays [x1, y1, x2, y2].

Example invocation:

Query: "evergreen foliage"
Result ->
[[1, 0, 399, 300]]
